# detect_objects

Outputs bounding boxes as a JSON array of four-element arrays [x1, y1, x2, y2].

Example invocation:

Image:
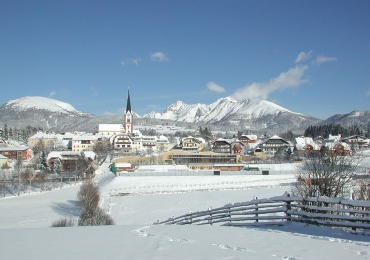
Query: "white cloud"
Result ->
[[132, 59, 141, 65], [295, 51, 313, 63], [121, 58, 141, 66], [314, 54, 337, 65], [150, 52, 169, 62], [230, 65, 309, 100], [207, 81, 226, 93], [49, 91, 56, 97]]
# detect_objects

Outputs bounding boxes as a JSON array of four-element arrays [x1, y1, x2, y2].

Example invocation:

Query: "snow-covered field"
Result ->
[[1, 159, 370, 259]]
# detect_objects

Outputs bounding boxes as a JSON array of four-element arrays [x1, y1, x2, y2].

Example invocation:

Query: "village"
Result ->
[[0, 89, 369, 181]]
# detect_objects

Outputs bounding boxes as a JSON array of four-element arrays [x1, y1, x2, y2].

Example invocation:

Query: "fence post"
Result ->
[[286, 194, 291, 221], [228, 201, 231, 223], [188, 211, 192, 224], [255, 197, 258, 223], [209, 206, 213, 225]]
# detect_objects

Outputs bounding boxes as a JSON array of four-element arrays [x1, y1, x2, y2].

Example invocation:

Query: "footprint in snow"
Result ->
[[133, 227, 154, 237], [356, 250, 370, 256], [212, 244, 255, 253], [168, 238, 190, 243], [272, 254, 301, 260]]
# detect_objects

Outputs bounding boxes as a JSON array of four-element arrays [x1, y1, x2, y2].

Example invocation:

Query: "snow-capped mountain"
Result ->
[[4, 96, 84, 115], [141, 97, 320, 133], [0, 96, 94, 131], [142, 97, 295, 123], [2, 96, 367, 134]]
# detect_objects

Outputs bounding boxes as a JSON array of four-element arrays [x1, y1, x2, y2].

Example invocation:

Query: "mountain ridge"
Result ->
[[0, 96, 368, 134]]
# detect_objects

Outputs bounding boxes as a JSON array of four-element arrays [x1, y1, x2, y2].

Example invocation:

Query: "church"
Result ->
[[98, 88, 172, 153]]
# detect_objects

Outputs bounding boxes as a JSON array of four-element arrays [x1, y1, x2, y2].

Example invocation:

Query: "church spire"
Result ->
[[124, 86, 133, 134], [126, 87, 132, 112]]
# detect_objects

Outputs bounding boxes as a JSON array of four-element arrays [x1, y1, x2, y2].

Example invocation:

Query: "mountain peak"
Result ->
[[5, 96, 80, 114]]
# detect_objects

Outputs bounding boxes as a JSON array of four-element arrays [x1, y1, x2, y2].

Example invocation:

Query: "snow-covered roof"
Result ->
[[0, 154, 8, 159], [115, 162, 132, 168], [72, 135, 98, 141], [157, 135, 169, 143], [98, 124, 124, 132], [29, 132, 61, 139], [295, 137, 317, 150], [269, 135, 283, 140], [47, 151, 96, 160], [239, 134, 257, 140], [0, 146, 29, 152], [325, 141, 351, 150]]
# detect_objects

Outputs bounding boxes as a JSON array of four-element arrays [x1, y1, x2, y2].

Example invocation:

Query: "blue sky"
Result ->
[[1, 0, 369, 120]]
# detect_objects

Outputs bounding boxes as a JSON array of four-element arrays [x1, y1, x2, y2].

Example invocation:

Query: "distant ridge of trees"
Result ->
[[303, 124, 370, 139]]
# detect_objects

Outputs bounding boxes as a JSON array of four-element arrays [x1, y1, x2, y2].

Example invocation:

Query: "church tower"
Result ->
[[124, 87, 133, 134]]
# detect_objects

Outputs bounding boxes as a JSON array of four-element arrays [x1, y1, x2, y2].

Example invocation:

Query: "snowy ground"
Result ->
[[1, 159, 370, 259]]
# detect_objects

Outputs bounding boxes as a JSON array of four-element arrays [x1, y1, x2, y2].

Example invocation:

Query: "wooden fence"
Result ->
[[155, 194, 370, 230]]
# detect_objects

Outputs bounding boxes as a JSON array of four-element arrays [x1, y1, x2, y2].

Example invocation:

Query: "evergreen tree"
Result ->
[[3, 124, 8, 140], [53, 158, 62, 174], [8, 127, 13, 139], [37, 151, 49, 170]]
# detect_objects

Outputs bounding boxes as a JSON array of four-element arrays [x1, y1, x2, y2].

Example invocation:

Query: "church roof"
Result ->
[[126, 88, 132, 112]]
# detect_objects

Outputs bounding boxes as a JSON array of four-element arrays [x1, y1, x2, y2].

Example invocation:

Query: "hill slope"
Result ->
[[318, 110, 370, 126]]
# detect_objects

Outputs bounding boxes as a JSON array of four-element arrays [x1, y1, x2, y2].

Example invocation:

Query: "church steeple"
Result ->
[[126, 87, 132, 112], [124, 86, 133, 134]]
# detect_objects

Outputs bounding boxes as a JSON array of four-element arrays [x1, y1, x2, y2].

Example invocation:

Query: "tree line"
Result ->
[[0, 124, 40, 144], [303, 124, 370, 139]]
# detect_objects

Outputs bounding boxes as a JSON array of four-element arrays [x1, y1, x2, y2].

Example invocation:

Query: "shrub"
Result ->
[[51, 218, 75, 227]]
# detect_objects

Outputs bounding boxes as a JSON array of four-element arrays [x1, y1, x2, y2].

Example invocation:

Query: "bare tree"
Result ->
[[293, 153, 361, 198], [22, 168, 34, 194], [77, 180, 114, 226], [13, 157, 24, 196], [92, 139, 111, 163], [76, 152, 90, 179], [0, 164, 9, 197], [352, 179, 370, 200]]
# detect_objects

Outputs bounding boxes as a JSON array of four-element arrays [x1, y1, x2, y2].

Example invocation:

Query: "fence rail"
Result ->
[[155, 194, 370, 230]]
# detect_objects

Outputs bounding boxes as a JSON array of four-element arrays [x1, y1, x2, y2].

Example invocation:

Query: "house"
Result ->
[[258, 135, 290, 156], [238, 135, 258, 145], [156, 135, 174, 153], [0, 154, 10, 168], [328, 142, 351, 156], [71, 134, 101, 152], [295, 136, 321, 155], [115, 162, 135, 172], [97, 124, 124, 142], [342, 135, 368, 149], [181, 136, 205, 152], [28, 132, 60, 148], [211, 138, 231, 154], [171, 151, 238, 164], [61, 132, 75, 150], [47, 151, 97, 174], [0, 146, 32, 160], [113, 133, 134, 152]]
